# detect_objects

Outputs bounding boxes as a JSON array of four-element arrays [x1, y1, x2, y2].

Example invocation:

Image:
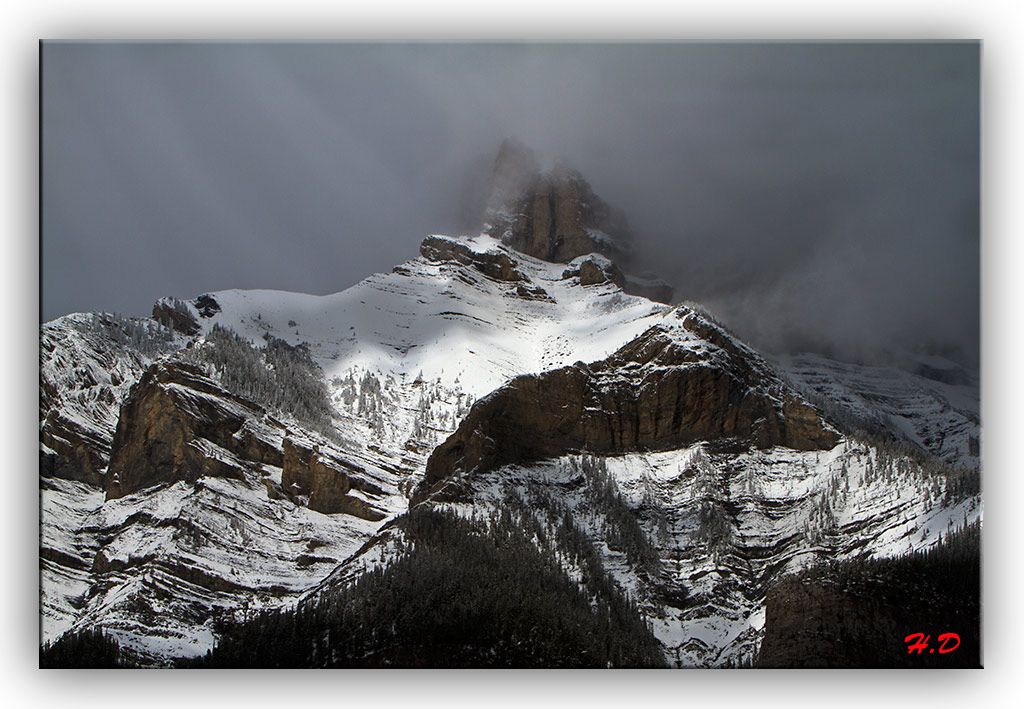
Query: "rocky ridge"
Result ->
[[420, 308, 838, 500]]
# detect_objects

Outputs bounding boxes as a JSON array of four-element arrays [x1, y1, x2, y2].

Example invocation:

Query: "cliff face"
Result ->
[[420, 308, 837, 499], [281, 438, 387, 520], [105, 361, 283, 500], [482, 140, 635, 265], [105, 360, 389, 522]]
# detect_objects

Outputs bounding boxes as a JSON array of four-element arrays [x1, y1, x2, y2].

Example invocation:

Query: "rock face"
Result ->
[[562, 253, 625, 287], [40, 411, 110, 486], [420, 235, 525, 282], [105, 358, 392, 522], [105, 361, 283, 500], [281, 438, 387, 520], [483, 140, 633, 264], [420, 309, 838, 498], [561, 254, 674, 304]]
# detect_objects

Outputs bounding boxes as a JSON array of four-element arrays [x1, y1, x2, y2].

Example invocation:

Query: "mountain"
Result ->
[[39, 146, 981, 668], [777, 352, 980, 470], [481, 139, 672, 303]]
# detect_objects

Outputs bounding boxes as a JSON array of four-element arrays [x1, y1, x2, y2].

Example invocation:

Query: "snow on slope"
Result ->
[[329, 439, 980, 667], [196, 234, 668, 391], [41, 234, 681, 662], [192, 234, 672, 462], [778, 352, 979, 470]]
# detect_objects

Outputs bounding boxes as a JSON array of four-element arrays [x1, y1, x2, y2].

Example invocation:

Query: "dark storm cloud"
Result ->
[[42, 42, 979, 366]]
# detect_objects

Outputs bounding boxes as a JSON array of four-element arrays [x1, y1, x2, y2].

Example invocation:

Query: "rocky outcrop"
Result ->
[[40, 412, 108, 485], [281, 439, 387, 521], [561, 255, 674, 304], [420, 235, 525, 282], [194, 294, 221, 318], [420, 309, 837, 498], [483, 140, 633, 264], [105, 361, 283, 500], [482, 141, 674, 303], [562, 254, 625, 288]]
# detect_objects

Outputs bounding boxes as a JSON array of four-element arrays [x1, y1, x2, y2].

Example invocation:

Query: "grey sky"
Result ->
[[42, 42, 979, 365]]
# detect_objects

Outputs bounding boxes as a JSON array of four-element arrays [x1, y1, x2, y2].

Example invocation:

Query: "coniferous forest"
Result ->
[[756, 520, 981, 668], [40, 628, 128, 669], [184, 504, 667, 669], [182, 324, 337, 438]]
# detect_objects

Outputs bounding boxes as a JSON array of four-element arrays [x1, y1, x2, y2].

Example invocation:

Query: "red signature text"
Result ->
[[904, 632, 961, 655]]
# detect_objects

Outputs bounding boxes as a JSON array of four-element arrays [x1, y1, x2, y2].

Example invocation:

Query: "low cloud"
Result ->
[[42, 43, 979, 366]]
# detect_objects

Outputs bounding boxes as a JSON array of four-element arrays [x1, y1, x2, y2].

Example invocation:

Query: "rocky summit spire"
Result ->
[[482, 139, 634, 264]]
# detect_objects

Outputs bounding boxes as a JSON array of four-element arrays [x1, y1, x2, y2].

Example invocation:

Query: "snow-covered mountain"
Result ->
[[40, 234, 680, 662], [39, 147, 981, 667], [777, 352, 979, 470]]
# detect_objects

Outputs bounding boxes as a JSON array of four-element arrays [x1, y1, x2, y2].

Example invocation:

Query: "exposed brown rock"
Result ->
[[420, 236, 525, 282], [104, 360, 383, 520], [282, 438, 386, 521], [40, 412, 107, 485], [483, 142, 633, 264], [562, 256, 674, 303], [514, 282, 553, 301], [419, 310, 838, 500], [562, 255, 625, 287], [39, 314, 176, 487], [482, 141, 676, 304], [105, 361, 279, 499]]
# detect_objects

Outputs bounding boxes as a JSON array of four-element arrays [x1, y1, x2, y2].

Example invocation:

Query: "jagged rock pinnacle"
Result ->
[[482, 140, 634, 264]]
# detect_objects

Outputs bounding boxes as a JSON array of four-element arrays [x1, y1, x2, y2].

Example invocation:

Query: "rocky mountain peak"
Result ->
[[482, 140, 635, 266]]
